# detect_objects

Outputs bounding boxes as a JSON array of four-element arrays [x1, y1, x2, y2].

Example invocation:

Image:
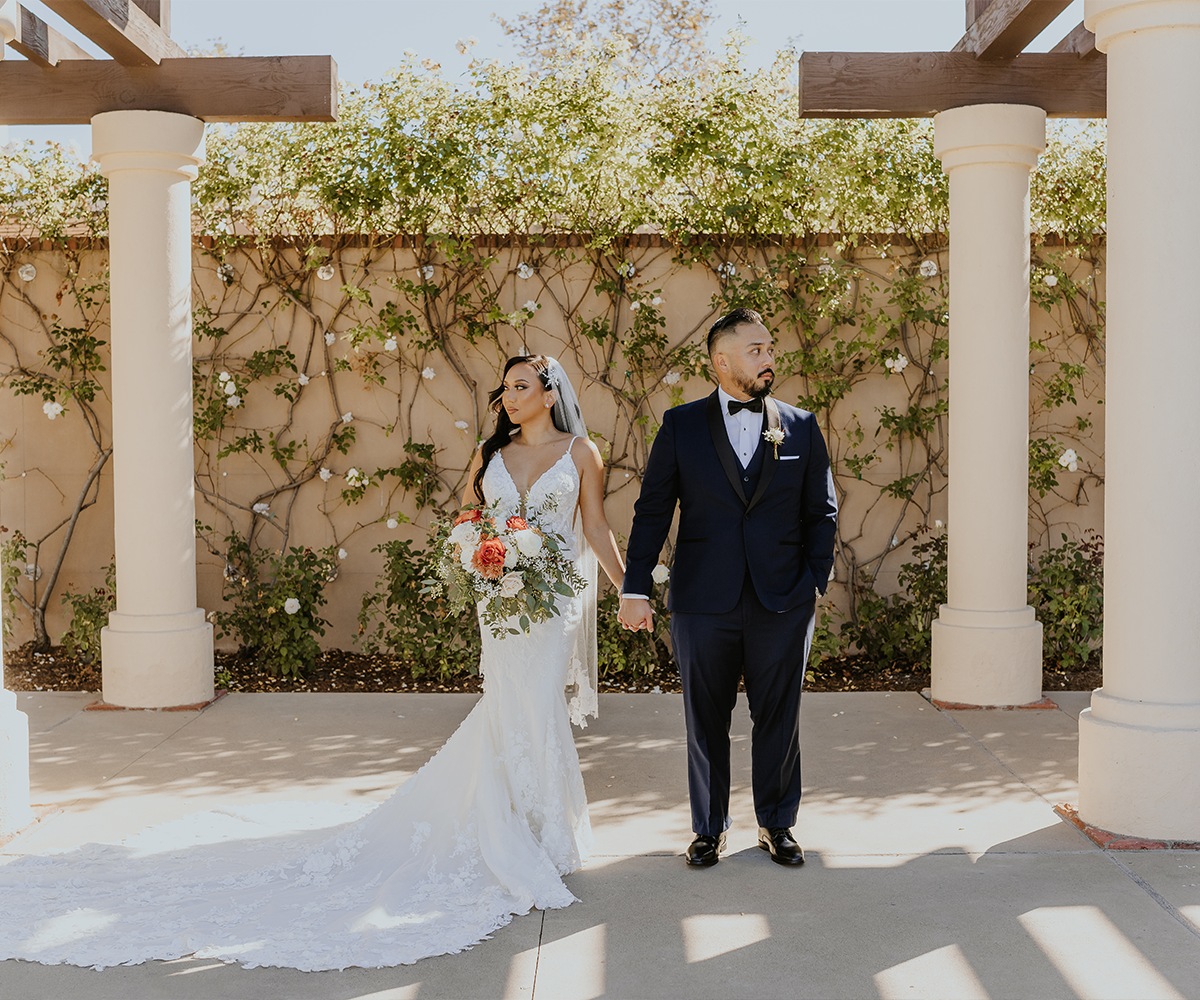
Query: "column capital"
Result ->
[[934, 104, 1046, 173], [1086, 0, 1200, 52], [91, 110, 205, 180]]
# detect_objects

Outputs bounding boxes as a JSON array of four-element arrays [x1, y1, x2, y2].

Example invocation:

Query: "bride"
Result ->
[[0, 355, 627, 971]]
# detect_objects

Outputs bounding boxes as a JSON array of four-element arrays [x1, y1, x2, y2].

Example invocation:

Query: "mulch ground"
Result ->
[[3, 643, 1104, 697]]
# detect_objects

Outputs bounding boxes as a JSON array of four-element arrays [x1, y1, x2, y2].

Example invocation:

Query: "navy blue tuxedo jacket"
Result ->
[[623, 391, 838, 615]]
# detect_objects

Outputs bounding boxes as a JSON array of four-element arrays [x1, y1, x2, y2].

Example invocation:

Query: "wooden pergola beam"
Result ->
[[0, 55, 338, 124], [131, 0, 168, 34], [798, 52, 1106, 118], [41, 0, 185, 66], [1050, 20, 1100, 59], [953, 0, 1072, 60], [7, 2, 94, 66]]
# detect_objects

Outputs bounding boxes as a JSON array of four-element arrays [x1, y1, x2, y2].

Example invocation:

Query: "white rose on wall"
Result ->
[[284, 598, 301, 615]]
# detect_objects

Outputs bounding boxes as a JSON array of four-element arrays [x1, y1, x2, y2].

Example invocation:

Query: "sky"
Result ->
[[2, 0, 1086, 153]]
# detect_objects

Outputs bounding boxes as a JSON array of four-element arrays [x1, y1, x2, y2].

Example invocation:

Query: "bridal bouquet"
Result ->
[[424, 499, 587, 638]]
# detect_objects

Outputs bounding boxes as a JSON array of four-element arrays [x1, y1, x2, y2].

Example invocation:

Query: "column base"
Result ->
[[1079, 696, 1200, 841], [101, 609, 214, 708], [0, 688, 33, 836], [930, 605, 1043, 707]]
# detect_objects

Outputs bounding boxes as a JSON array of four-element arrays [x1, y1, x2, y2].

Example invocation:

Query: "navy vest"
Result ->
[[738, 420, 767, 498]]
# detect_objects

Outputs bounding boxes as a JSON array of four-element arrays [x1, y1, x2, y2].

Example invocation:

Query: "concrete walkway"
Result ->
[[2, 690, 1199, 999]]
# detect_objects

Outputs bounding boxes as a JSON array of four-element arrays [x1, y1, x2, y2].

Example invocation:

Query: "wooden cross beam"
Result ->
[[1050, 21, 1100, 59], [42, 0, 185, 66], [798, 52, 1105, 118], [953, 0, 1072, 61], [0, 55, 339, 123], [6, 2, 94, 67]]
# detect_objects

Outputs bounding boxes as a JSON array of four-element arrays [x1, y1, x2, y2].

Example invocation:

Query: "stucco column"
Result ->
[[92, 110, 213, 708], [0, 12, 35, 839], [930, 104, 1045, 707], [0, 661, 33, 837], [1078, 0, 1200, 840]]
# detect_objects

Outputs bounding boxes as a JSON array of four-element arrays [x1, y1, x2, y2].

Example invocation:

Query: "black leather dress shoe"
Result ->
[[758, 827, 805, 866], [685, 832, 727, 867]]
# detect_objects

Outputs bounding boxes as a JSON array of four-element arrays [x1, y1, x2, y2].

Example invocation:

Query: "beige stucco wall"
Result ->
[[0, 238, 1104, 651]]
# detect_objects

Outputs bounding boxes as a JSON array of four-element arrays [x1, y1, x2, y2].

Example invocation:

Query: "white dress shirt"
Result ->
[[717, 386, 764, 468], [622, 389, 763, 601]]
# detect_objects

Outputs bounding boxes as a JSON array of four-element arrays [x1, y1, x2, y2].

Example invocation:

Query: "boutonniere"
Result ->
[[763, 426, 784, 459]]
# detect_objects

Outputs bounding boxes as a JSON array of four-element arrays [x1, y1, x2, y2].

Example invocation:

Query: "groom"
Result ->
[[619, 308, 837, 868]]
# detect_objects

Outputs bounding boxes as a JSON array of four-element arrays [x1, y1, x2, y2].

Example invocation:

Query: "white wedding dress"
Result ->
[[0, 441, 594, 971]]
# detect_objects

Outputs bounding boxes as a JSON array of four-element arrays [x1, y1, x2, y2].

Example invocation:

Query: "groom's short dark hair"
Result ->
[[707, 308, 764, 357]]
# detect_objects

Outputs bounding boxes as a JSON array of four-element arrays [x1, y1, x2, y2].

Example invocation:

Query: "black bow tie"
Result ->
[[727, 397, 763, 415]]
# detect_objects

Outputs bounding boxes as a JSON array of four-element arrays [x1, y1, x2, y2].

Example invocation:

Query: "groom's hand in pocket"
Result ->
[[618, 597, 655, 632]]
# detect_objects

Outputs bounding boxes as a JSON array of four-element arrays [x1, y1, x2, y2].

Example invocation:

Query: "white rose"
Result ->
[[513, 528, 543, 557], [1044, 274, 1059, 287], [42, 400, 63, 420], [384, 337, 397, 352], [341, 411, 353, 423], [218, 371, 231, 383], [499, 572, 524, 598], [523, 300, 539, 312], [503, 545, 519, 568], [227, 395, 241, 407], [386, 518, 399, 530], [325, 331, 336, 346], [284, 598, 301, 615], [455, 420, 469, 431], [422, 366, 436, 380], [338, 548, 348, 560], [652, 563, 670, 584], [298, 373, 310, 386], [224, 381, 237, 395], [319, 467, 332, 482], [662, 371, 681, 385], [449, 522, 480, 547]]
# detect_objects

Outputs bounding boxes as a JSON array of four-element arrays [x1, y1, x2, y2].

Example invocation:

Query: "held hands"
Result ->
[[618, 597, 655, 633]]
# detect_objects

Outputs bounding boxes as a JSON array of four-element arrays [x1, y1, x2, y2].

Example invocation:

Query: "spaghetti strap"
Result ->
[[564, 435, 578, 456]]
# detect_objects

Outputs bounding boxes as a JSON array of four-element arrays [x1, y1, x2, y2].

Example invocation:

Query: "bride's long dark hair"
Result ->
[[473, 355, 565, 503]]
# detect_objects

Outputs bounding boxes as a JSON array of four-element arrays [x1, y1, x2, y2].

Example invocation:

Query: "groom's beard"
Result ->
[[735, 368, 775, 400]]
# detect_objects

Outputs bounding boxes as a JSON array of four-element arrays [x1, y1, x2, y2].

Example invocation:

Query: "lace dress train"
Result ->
[[0, 443, 593, 971]]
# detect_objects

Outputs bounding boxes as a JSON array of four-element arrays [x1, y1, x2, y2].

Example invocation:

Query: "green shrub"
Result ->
[[596, 589, 671, 679], [59, 561, 115, 663], [357, 537, 481, 680], [839, 528, 947, 670], [1028, 531, 1103, 670], [212, 536, 335, 677]]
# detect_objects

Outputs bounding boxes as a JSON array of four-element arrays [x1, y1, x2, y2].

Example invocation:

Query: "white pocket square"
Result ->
[[779, 454, 800, 461]]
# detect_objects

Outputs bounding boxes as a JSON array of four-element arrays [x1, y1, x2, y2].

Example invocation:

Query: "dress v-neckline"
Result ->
[[496, 442, 575, 506]]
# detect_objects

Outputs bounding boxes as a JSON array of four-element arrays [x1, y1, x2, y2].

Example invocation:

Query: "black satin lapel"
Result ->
[[706, 392, 747, 505], [747, 398, 781, 512]]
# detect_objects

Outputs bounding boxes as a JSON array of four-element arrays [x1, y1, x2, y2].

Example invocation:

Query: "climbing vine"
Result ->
[[0, 41, 1106, 672]]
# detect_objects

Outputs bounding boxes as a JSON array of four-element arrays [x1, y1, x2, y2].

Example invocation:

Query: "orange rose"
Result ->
[[506, 515, 530, 531], [454, 509, 483, 526], [471, 537, 507, 580]]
